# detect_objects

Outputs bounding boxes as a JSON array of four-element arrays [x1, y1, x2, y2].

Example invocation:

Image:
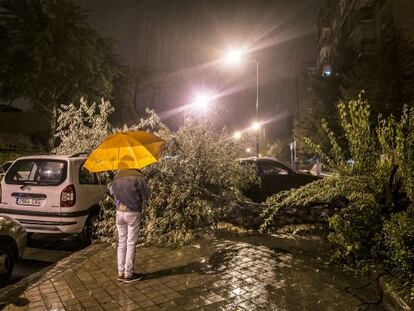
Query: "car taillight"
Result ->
[[61, 185, 76, 207]]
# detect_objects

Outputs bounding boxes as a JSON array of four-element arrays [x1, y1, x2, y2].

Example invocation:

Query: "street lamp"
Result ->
[[184, 91, 214, 122], [233, 131, 242, 140], [192, 93, 211, 112], [251, 121, 261, 131], [224, 48, 244, 65], [224, 48, 260, 157]]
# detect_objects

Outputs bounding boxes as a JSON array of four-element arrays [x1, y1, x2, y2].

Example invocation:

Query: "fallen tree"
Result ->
[[260, 176, 373, 231], [261, 95, 414, 303], [53, 100, 259, 246]]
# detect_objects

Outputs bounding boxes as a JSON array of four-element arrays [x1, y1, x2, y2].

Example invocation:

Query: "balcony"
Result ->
[[318, 27, 332, 46], [349, 20, 377, 56], [317, 52, 333, 74], [357, 0, 375, 9]]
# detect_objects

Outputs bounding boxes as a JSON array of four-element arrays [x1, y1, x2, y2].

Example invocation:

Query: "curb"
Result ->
[[381, 278, 413, 310], [0, 243, 108, 305]]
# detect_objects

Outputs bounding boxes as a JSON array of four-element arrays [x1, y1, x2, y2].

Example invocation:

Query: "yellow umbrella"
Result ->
[[84, 131, 165, 173]]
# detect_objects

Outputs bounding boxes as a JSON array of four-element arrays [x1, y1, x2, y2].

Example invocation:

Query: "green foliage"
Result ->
[[293, 76, 342, 156], [305, 96, 414, 201], [295, 31, 414, 160], [383, 205, 414, 301], [328, 197, 383, 268], [135, 114, 257, 246], [261, 175, 374, 233], [304, 118, 348, 174], [383, 205, 414, 276], [264, 96, 414, 300], [395, 107, 414, 200], [261, 174, 386, 269], [54, 104, 258, 246], [337, 96, 377, 175], [376, 105, 414, 201], [305, 95, 378, 176], [53, 98, 114, 155], [303, 97, 414, 267], [0, 0, 119, 141], [94, 196, 117, 246]]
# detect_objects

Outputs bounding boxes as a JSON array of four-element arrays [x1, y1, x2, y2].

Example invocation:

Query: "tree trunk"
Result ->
[[49, 103, 58, 152], [267, 203, 343, 227], [221, 197, 349, 230]]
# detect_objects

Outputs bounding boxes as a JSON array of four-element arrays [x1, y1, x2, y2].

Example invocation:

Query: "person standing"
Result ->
[[110, 169, 150, 283]]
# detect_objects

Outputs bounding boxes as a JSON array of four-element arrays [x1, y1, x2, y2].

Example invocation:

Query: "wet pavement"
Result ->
[[0, 234, 402, 310], [8, 234, 88, 287]]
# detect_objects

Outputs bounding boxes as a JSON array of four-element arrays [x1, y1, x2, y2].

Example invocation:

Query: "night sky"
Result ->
[[79, 0, 325, 139]]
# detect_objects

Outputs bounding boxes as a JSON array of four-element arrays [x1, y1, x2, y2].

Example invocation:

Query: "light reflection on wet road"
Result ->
[[0, 234, 404, 310]]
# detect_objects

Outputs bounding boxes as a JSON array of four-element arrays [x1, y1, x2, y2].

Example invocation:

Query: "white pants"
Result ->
[[116, 211, 141, 277]]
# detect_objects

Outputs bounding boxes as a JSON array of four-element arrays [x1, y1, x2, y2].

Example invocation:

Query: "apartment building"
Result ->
[[317, 0, 414, 77]]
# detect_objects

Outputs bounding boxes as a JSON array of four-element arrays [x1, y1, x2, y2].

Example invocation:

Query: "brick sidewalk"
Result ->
[[0, 234, 402, 310]]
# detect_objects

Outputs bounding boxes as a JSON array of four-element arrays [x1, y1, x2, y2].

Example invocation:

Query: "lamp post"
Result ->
[[224, 48, 260, 157], [254, 59, 259, 157], [192, 93, 211, 112], [289, 140, 297, 169]]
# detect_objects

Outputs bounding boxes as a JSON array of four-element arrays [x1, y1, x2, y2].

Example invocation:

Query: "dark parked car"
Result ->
[[0, 215, 26, 286], [239, 157, 321, 203]]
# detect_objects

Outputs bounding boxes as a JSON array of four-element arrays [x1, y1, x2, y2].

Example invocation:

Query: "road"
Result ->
[[7, 233, 88, 286]]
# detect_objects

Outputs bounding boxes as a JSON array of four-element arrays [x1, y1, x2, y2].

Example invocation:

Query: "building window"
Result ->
[[322, 65, 332, 77], [322, 28, 331, 41]]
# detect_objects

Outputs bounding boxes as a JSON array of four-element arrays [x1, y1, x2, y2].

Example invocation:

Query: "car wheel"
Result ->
[[0, 244, 15, 287], [79, 214, 98, 245]]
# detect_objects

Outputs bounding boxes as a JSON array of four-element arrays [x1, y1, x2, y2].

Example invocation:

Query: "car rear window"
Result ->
[[5, 159, 67, 186]]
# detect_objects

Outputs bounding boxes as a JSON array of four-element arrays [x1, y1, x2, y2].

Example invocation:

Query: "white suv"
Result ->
[[0, 154, 106, 243]]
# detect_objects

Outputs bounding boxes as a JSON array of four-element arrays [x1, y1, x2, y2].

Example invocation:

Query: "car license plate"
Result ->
[[16, 197, 42, 206]]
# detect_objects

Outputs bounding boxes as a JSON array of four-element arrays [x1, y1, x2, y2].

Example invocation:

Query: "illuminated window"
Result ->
[[322, 65, 332, 77]]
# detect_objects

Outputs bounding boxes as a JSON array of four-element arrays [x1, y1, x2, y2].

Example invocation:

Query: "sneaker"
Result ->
[[122, 273, 144, 284], [117, 273, 124, 282]]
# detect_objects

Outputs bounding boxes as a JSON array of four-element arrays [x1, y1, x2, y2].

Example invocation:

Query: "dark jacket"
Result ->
[[110, 169, 150, 213]]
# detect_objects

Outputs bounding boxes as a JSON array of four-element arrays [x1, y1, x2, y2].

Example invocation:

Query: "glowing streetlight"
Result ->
[[191, 92, 213, 112], [184, 91, 215, 122], [245, 147, 252, 153], [251, 121, 261, 131], [193, 94, 209, 110], [224, 48, 244, 65], [233, 131, 242, 140]]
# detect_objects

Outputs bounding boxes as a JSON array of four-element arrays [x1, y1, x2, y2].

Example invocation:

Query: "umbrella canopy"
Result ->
[[84, 131, 165, 173]]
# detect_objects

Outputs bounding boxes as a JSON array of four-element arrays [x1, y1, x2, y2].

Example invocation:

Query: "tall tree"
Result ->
[[111, 66, 167, 126], [293, 75, 342, 156], [0, 0, 119, 147], [294, 30, 414, 158]]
